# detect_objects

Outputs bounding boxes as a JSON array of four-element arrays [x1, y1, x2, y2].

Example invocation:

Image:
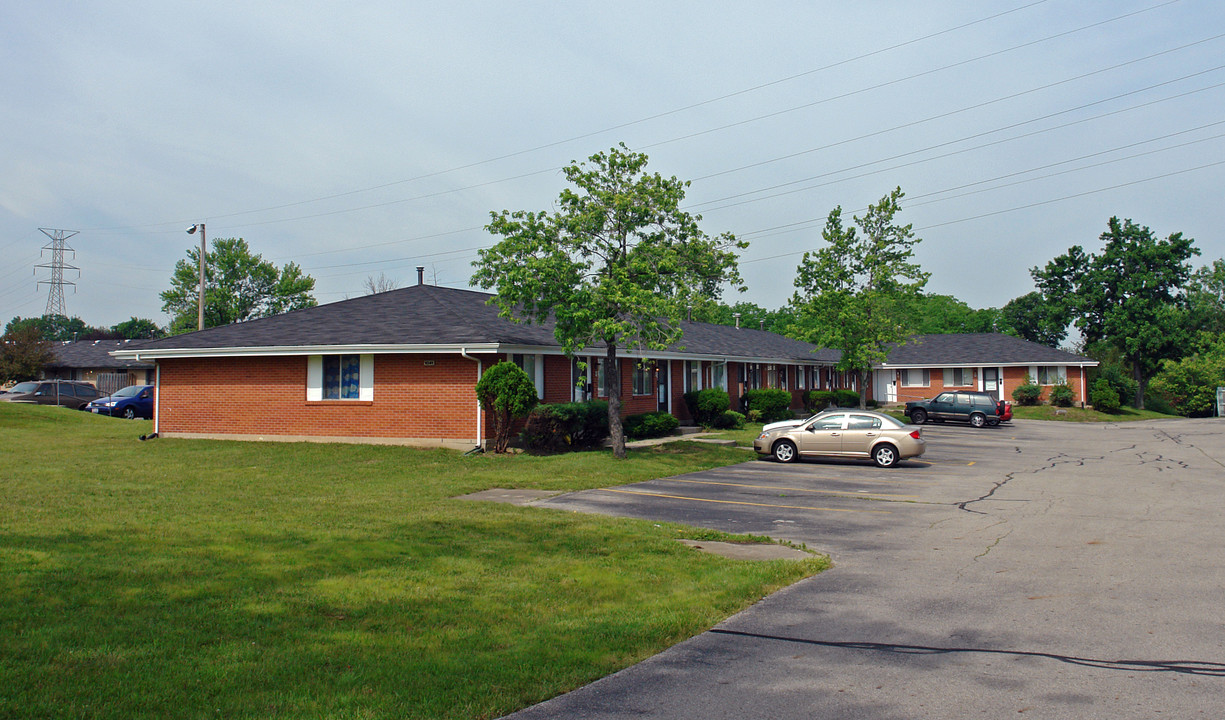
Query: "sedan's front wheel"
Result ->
[[872, 443, 899, 468], [773, 440, 798, 463], [123, 406, 138, 419]]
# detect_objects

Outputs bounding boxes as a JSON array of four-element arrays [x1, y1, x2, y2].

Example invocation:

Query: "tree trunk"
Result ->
[[606, 344, 626, 459], [1132, 359, 1146, 410], [858, 369, 870, 409]]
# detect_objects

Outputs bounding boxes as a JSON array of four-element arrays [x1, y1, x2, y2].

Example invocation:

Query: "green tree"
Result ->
[[0, 324, 54, 383], [688, 300, 787, 334], [111, 317, 165, 340], [789, 187, 929, 408], [5, 314, 91, 341], [1184, 259, 1225, 335], [1149, 332, 1225, 417], [903, 293, 1002, 335], [472, 144, 746, 458], [474, 361, 540, 453], [161, 237, 317, 334], [999, 291, 1069, 347], [1032, 217, 1199, 408]]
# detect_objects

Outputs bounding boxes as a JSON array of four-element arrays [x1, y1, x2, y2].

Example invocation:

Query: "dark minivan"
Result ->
[[0, 380, 99, 410], [905, 391, 1002, 428]]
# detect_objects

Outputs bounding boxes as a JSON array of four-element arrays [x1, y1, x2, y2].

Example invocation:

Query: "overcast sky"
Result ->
[[2, 1, 1223, 330]]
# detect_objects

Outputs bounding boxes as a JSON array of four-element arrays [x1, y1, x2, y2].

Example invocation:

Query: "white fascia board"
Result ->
[[111, 343, 502, 361], [500, 344, 830, 366], [876, 360, 1099, 369]]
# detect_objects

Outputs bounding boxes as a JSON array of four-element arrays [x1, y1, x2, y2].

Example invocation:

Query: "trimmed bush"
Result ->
[[833, 389, 860, 408], [683, 388, 731, 426], [712, 410, 746, 429], [742, 388, 794, 423], [475, 361, 539, 453], [1090, 378, 1121, 413], [1049, 383, 1075, 407], [521, 400, 609, 453], [1012, 376, 1042, 406], [623, 411, 680, 440], [804, 390, 837, 412]]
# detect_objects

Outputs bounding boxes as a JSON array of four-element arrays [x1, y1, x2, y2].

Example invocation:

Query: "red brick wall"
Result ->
[[156, 353, 496, 441]]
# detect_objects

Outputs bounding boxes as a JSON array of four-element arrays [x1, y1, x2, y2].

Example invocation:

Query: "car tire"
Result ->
[[970, 412, 986, 428], [773, 440, 798, 463], [910, 409, 928, 424], [123, 406, 137, 420], [987, 418, 999, 426], [872, 443, 899, 468]]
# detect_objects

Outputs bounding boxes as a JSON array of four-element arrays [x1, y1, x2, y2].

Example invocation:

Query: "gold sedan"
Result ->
[[753, 409, 926, 468]]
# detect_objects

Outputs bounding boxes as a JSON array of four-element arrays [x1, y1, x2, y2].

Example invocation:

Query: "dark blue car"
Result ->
[[85, 384, 155, 419]]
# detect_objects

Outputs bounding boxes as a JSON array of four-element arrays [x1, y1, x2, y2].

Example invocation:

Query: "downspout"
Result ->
[[460, 348, 483, 449]]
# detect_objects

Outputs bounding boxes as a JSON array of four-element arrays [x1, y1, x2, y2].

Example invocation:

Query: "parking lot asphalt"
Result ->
[[503, 418, 1225, 719]]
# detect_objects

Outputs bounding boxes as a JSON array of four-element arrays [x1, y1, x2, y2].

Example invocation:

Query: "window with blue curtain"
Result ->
[[323, 354, 361, 399]]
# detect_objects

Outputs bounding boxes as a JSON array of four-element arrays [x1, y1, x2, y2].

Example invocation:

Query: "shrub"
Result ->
[[1012, 376, 1042, 406], [623, 411, 680, 440], [1049, 383, 1075, 408], [520, 400, 609, 453], [683, 388, 731, 426], [475, 361, 539, 453], [804, 390, 837, 412], [833, 388, 860, 408], [741, 388, 794, 423], [1093, 362, 1139, 408], [1090, 378, 1121, 413], [712, 410, 745, 429]]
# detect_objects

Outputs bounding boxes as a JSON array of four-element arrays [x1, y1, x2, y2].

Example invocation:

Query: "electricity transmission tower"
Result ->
[[35, 228, 80, 317]]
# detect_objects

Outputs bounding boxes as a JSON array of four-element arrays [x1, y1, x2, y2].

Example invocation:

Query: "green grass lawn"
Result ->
[[0, 404, 825, 720], [1008, 404, 1177, 422]]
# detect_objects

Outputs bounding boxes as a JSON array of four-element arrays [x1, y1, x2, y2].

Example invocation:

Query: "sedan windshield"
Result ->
[[112, 385, 143, 397]]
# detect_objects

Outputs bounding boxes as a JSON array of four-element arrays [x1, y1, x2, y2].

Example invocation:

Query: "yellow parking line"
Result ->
[[599, 488, 892, 514], [665, 477, 918, 500]]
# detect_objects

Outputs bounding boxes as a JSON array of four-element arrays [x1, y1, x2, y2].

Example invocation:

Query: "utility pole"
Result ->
[[35, 228, 80, 317]]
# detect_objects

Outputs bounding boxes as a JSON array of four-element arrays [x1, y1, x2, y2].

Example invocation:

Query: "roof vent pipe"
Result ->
[[733, 313, 741, 329], [417, 266, 425, 285], [759, 319, 764, 331]]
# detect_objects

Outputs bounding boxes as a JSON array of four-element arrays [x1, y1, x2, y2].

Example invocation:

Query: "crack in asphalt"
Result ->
[[708, 629, 1225, 676]]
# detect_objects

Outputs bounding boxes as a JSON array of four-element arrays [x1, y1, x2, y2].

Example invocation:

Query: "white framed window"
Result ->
[[900, 368, 930, 387], [1036, 365, 1067, 385], [631, 362, 653, 396], [797, 366, 807, 390], [307, 354, 373, 401], [686, 361, 702, 392], [943, 368, 971, 387], [711, 363, 726, 391], [512, 353, 545, 399]]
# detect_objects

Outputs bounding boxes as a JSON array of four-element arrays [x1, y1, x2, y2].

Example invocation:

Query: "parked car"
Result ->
[[85, 384, 155, 419], [754, 409, 926, 468], [997, 400, 1012, 423], [0, 380, 99, 410], [905, 391, 1002, 428]]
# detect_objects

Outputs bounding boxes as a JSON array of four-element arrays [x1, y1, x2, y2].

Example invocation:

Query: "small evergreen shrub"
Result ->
[[742, 388, 794, 423], [623, 411, 680, 440], [712, 410, 746, 429], [521, 400, 609, 453], [1090, 378, 1121, 413], [1049, 383, 1075, 407], [683, 388, 731, 426], [475, 361, 539, 453], [1013, 376, 1042, 406], [1094, 363, 1139, 408]]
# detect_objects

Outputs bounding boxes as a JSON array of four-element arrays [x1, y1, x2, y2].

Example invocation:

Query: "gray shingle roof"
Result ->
[[123, 284, 833, 363], [49, 340, 155, 369], [882, 334, 1096, 366]]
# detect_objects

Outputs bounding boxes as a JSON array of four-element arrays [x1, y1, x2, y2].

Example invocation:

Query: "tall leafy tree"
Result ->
[[472, 144, 746, 458], [903, 293, 1002, 335], [1032, 217, 1199, 408], [0, 324, 54, 383], [161, 237, 317, 334], [789, 187, 929, 407], [5, 314, 92, 341], [111, 317, 165, 340], [999, 291, 1069, 347], [1184, 259, 1225, 335]]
